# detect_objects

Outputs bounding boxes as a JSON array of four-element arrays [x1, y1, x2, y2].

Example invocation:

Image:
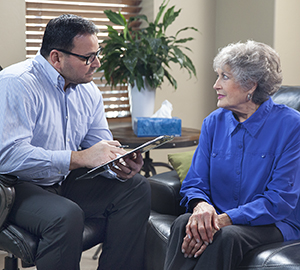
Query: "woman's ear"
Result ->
[[249, 82, 258, 95]]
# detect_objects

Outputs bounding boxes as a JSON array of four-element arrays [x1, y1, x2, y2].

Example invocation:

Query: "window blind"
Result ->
[[25, 0, 142, 119]]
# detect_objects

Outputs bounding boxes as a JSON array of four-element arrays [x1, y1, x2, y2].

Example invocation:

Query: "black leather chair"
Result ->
[[0, 174, 104, 270], [145, 86, 300, 270]]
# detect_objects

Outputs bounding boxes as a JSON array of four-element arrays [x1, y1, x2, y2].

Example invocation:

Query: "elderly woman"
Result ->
[[164, 40, 300, 270]]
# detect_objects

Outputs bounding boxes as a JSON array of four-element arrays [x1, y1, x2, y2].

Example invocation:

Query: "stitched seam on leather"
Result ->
[[4, 226, 35, 263], [263, 242, 300, 266]]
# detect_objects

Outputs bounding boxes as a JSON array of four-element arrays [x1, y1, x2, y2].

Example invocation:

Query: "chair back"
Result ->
[[272, 85, 300, 112]]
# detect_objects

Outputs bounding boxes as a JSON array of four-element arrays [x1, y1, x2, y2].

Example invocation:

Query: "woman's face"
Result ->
[[213, 66, 254, 115]]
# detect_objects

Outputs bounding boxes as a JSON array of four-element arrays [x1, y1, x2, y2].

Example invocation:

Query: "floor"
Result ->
[[0, 245, 100, 270]]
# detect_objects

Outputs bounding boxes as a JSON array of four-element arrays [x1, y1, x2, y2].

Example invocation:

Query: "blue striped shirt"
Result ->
[[181, 98, 300, 241], [0, 54, 112, 185]]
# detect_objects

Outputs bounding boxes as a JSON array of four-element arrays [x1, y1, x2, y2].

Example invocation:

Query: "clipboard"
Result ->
[[76, 135, 174, 180]]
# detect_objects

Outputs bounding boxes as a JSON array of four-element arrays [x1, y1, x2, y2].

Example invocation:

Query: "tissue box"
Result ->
[[133, 117, 181, 137]]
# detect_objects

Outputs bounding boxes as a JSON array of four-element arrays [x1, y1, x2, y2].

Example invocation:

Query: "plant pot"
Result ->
[[128, 81, 156, 129]]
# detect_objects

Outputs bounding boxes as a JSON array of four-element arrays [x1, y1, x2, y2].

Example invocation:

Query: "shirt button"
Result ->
[[261, 154, 266, 158], [238, 144, 243, 149], [236, 170, 240, 175]]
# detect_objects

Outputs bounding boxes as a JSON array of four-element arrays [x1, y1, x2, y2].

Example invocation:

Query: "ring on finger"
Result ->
[[126, 168, 132, 175]]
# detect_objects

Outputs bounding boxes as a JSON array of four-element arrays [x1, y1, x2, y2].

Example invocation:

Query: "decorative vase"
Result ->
[[128, 80, 156, 129]]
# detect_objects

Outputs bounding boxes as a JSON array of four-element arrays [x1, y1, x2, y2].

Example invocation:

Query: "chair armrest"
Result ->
[[148, 170, 185, 216], [0, 174, 18, 228]]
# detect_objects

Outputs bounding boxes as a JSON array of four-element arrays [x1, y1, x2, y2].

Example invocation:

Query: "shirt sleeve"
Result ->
[[0, 77, 70, 180], [180, 118, 213, 211]]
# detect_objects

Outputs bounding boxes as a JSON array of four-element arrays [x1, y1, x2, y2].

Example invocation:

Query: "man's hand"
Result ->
[[70, 140, 127, 170], [181, 201, 232, 258], [110, 151, 144, 179]]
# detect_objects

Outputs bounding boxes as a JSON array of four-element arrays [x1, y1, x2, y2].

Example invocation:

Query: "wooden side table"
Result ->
[[110, 125, 200, 177]]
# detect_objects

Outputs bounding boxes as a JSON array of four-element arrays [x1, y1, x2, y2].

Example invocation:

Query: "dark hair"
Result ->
[[40, 14, 99, 58], [213, 40, 283, 104]]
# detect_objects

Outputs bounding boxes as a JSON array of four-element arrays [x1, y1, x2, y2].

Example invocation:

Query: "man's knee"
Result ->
[[48, 199, 84, 235]]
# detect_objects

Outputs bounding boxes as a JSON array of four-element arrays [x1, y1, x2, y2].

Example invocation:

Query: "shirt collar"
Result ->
[[227, 98, 274, 137]]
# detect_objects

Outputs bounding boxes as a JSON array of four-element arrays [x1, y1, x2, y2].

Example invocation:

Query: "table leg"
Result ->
[[141, 152, 173, 177], [142, 152, 156, 177]]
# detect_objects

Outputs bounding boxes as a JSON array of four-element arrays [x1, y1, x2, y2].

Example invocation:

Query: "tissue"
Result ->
[[133, 100, 181, 137], [151, 100, 173, 118]]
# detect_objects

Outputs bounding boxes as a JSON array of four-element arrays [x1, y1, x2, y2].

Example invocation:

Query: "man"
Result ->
[[0, 14, 150, 270]]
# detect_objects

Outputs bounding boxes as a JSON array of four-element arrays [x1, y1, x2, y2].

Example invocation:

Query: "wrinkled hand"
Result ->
[[70, 140, 127, 170], [182, 201, 232, 258], [110, 151, 144, 179]]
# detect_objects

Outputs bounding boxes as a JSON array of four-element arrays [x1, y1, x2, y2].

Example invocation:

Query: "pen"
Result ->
[[119, 145, 129, 148]]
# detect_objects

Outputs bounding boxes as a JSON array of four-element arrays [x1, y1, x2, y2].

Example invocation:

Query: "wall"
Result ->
[[215, 0, 275, 50], [0, 0, 26, 68], [274, 0, 300, 85]]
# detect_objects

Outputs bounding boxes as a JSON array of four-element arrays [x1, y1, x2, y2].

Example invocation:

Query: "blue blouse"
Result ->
[[181, 98, 300, 241]]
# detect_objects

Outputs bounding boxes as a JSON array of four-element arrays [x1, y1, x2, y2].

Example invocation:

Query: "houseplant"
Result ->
[[98, 0, 198, 124]]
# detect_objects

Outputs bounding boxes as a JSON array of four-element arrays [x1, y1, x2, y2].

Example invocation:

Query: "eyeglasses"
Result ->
[[54, 47, 102, 65]]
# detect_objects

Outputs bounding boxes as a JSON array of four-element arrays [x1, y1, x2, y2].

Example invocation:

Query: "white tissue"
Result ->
[[151, 100, 173, 118]]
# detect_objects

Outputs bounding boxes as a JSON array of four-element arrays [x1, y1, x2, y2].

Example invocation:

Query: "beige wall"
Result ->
[[215, 0, 275, 50], [0, 0, 26, 68], [274, 0, 300, 85]]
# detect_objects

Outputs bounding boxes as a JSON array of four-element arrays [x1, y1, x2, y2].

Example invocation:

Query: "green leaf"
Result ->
[[163, 7, 180, 31], [104, 10, 126, 26], [123, 55, 138, 74], [154, 0, 169, 26]]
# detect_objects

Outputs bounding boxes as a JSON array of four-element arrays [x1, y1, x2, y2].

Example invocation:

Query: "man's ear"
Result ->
[[49, 50, 62, 70]]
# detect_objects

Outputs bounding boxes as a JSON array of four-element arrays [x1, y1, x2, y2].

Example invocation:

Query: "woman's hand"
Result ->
[[181, 201, 232, 258]]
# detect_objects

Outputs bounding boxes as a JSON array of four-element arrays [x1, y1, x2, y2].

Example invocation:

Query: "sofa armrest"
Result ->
[[148, 170, 185, 216], [0, 174, 18, 228]]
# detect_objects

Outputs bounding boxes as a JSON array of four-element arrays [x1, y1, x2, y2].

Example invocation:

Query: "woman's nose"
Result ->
[[213, 78, 220, 89]]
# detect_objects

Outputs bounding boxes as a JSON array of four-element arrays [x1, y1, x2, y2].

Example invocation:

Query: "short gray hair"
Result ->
[[213, 40, 282, 104]]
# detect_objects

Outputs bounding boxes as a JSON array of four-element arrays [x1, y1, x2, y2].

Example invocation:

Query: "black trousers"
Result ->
[[164, 213, 284, 270], [8, 168, 151, 270]]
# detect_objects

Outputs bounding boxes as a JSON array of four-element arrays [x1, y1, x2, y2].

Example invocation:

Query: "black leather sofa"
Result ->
[[145, 86, 300, 270]]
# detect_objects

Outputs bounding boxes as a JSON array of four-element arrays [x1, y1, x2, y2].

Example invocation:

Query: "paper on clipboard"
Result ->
[[76, 135, 174, 180]]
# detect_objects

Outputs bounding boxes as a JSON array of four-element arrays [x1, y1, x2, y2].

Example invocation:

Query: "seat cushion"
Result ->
[[237, 240, 300, 270]]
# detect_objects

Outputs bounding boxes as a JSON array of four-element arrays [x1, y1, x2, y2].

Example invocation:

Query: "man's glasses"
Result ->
[[54, 47, 102, 65]]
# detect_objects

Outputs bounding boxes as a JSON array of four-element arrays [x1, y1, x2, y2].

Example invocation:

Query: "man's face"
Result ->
[[57, 33, 100, 88]]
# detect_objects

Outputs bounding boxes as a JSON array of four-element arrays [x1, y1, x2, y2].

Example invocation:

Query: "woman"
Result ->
[[164, 40, 300, 270]]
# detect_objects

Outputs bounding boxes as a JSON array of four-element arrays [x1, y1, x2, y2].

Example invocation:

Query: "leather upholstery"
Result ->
[[145, 86, 300, 270], [272, 85, 300, 111]]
